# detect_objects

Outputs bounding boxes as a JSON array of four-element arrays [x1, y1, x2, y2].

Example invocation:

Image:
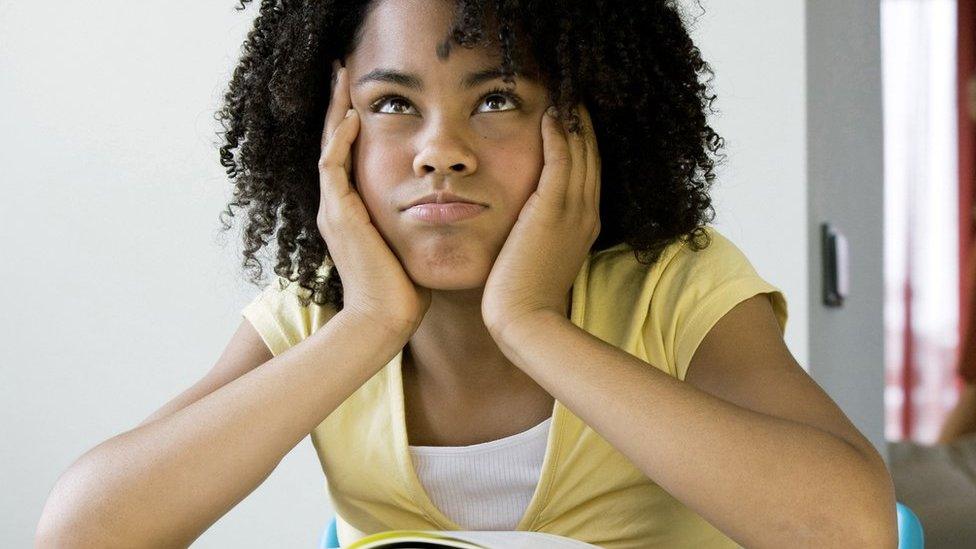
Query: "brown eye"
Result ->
[[369, 96, 418, 115], [476, 88, 522, 113], [368, 88, 524, 116]]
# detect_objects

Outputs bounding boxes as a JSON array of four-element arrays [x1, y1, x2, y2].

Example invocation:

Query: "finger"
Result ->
[[539, 106, 572, 206], [319, 109, 360, 205], [565, 104, 588, 210], [334, 62, 357, 183], [320, 60, 359, 184], [320, 61, 338, 152], [321, 60, 352, 151], [579, 103, 600, 209]]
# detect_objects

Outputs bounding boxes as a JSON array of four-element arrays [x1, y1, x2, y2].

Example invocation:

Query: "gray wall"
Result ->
[[805, 0, 888, 461]]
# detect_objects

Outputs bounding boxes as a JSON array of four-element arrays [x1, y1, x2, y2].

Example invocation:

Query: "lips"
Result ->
[[403, 202, 488, 224], [401, 191, 485, 210]]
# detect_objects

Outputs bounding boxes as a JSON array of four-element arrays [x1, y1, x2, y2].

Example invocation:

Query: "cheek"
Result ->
[[481, 130, 545, 206], [351, 124, 413, 211], [350, 117, 546, 216], [354, 120, 414, 170]]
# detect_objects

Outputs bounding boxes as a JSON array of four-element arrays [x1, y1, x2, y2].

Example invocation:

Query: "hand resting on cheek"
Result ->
[[317, 59, 432, 335]]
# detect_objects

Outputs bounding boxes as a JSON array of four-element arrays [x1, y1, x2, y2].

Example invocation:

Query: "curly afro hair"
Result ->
[[216, 0, 725, 310]]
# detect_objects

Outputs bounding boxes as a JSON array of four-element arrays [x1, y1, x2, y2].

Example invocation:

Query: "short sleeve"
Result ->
[[648, 227, 789, 381], [241, 275, 337, 357]]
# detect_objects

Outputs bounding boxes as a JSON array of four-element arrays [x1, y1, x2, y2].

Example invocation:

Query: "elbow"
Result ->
[[803, 452, 899, 548], [35, 465, 82, 547], [35, 477, 103, 548], [35, 523, 130, 549], [35, 463, 134, 549], [34, 523, 93, 549], [35, 497, 98, 549], [850, 458, 900, 548], [35, 495, 140, 549], [36, 464, 198, 549], [862, 490, 900, 548], [853, 515, 899, 549], [803, 501, 897, 549]]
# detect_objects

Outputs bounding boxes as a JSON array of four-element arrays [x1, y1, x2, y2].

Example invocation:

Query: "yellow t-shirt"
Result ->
[[241, 225, 787, 548]]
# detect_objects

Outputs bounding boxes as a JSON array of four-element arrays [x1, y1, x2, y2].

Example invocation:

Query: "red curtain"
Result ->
[[957, 0, 976, 390]]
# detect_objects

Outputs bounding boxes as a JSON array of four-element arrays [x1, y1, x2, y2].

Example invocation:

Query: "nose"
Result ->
[[412, 121, 478, 178]]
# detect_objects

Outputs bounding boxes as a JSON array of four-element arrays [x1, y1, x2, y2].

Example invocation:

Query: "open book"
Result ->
[[345, 529, 601, 548]]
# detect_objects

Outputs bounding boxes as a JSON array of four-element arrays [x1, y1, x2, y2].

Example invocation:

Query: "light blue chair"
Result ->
[[320, 516, 339, 549], [318, 502, 925, 548], [896, 501, 924, 549]]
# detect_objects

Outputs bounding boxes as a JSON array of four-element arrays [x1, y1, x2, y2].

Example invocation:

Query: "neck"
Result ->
[[404, 287, 572, 396]]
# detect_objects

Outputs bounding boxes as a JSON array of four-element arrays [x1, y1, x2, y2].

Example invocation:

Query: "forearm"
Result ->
[[495, 312, 896, 548], [35, 311, 408, 548], [938, 382, 976, 444]]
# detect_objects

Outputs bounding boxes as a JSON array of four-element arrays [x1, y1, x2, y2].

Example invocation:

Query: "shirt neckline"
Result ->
[[391, 350, 564, 532], [387, 252, 592, 532], [407, 415, 553, 454]]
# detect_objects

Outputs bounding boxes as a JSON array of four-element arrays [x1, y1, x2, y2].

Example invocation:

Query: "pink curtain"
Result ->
[[882, 0, 960, 443]]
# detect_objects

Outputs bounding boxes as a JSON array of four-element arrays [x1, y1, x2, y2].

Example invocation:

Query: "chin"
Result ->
[[404, 250, 492, 291]]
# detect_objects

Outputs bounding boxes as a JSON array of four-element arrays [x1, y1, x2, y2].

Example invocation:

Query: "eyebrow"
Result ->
[[354, 66, 521, 91]]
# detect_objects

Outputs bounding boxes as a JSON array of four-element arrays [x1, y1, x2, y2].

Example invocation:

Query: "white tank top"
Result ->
[[407, 416, 553, 530]]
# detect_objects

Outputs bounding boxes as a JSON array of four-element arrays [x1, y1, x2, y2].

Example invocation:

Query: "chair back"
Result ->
[[896, 501, 924, 549], [319, 516, 339, 549]]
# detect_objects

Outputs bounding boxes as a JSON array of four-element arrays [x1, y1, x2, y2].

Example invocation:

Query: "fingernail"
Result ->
[[344, 109, 355, 118], [331, 62, 341, 88], [546, 105, 558, 118]]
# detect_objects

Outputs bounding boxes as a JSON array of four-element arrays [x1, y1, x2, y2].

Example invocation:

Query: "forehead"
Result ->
[[349, 0, 537, 82]]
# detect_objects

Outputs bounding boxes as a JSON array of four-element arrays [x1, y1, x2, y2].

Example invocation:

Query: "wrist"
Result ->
[[491, 309, 566, 345], [334, 309, 416, 344]]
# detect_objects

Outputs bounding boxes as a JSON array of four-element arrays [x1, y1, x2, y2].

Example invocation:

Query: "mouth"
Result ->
[[402, 202, 488, 224], [400, 191, 486, 211]]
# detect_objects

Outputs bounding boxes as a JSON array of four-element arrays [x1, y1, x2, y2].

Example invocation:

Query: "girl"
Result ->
[[35, 0, 898, 547]]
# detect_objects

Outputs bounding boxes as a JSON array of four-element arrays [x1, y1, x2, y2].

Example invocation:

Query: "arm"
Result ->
[[133, 319, 274, 430], [940, 243, 976, 444], [938, 382, 976, 444], [34, 311, 409, 549], [492, 295, 897, 549]]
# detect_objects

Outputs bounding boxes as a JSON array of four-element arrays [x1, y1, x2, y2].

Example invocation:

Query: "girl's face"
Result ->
[[344, 0, 551, 291]]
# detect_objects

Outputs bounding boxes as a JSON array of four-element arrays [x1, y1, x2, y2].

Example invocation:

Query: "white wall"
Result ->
[[1, 2, 335, 547], [682, 0, 809, 367], [1, 1, 809, 547]]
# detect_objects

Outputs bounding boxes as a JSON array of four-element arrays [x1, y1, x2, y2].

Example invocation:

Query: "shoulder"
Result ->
[[588, 226, 762, 300], [240, 266, 338, 356], [588, 226, 788, 380]]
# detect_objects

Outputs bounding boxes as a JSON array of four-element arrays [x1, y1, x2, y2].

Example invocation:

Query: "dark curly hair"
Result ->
[[216, 0, 724, 310]]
